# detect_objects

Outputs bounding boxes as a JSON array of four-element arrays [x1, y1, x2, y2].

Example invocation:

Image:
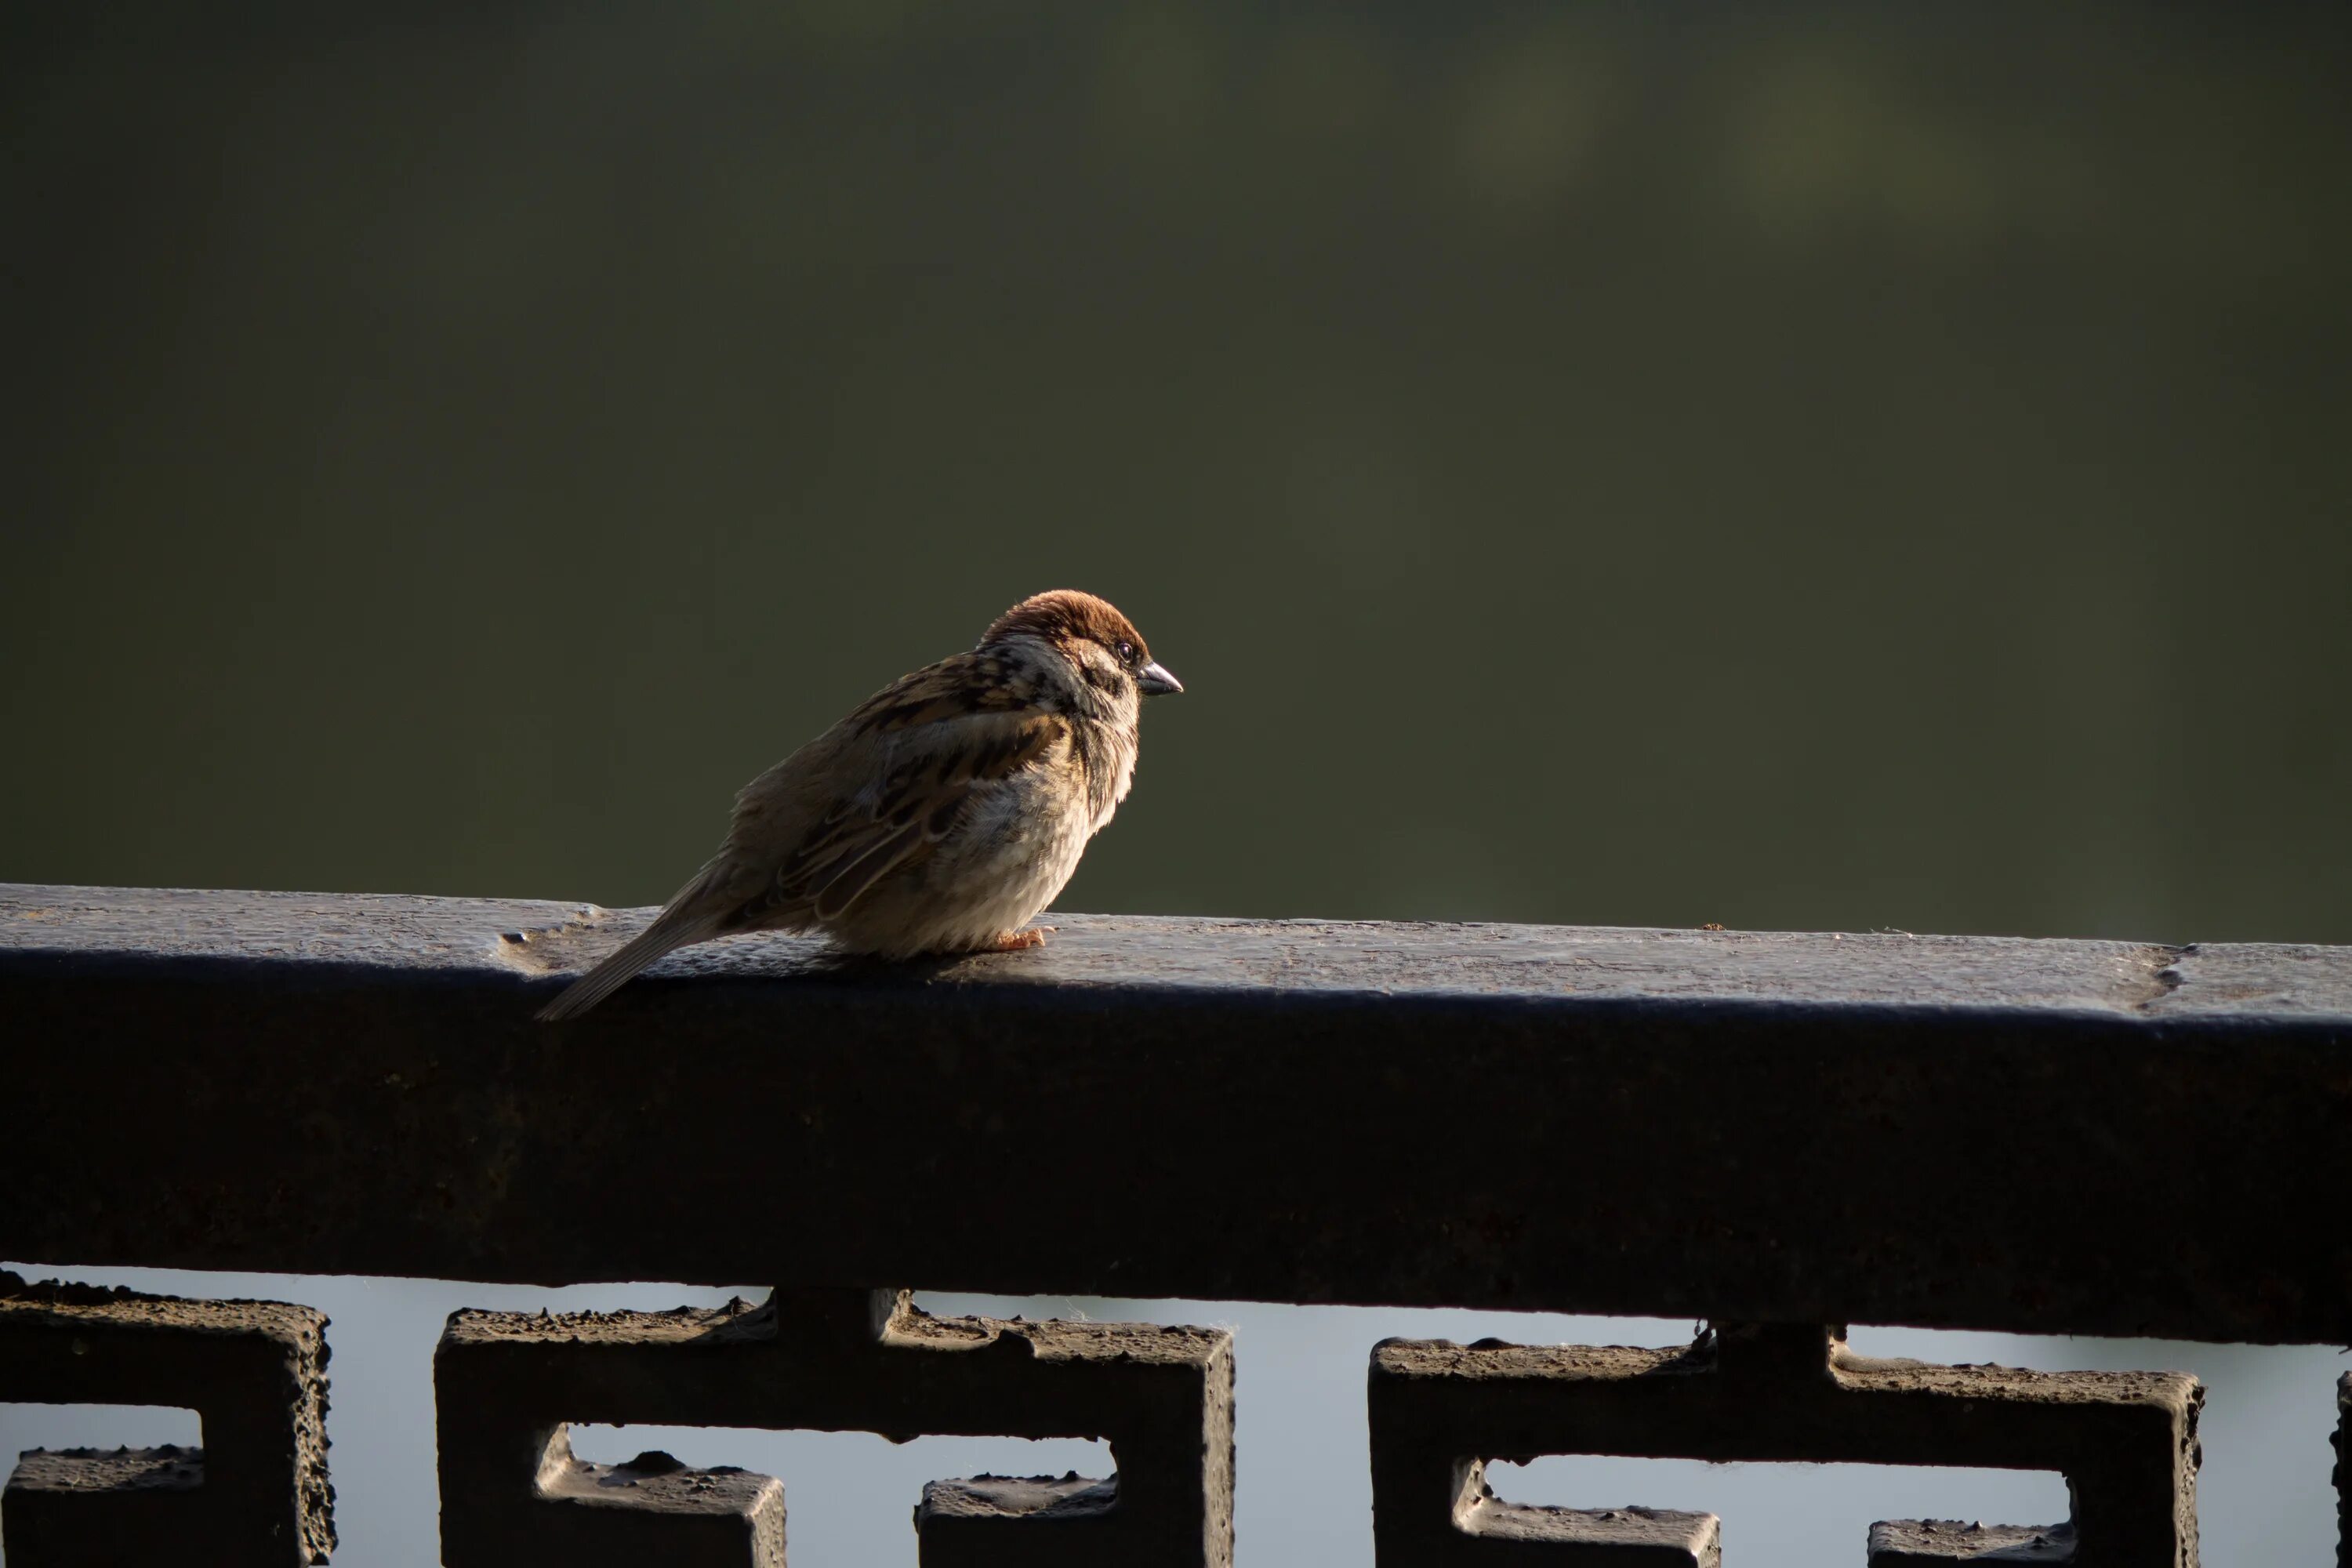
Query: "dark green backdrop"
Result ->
[[8, 2, 2348, 942]]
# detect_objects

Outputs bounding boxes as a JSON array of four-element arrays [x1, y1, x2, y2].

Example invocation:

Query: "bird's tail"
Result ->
[[535, 895, 728, 1022]]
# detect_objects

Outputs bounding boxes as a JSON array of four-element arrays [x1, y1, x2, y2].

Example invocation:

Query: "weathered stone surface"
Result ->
[[1869, 1518, 2074, 1563], [13, 884, 2350, 1016], [434, 1289, 1232, 1567], [1453, 1495, 1722, 1564], [490, 1431, 788, 1567], [919, 1472, 1119, 1519], [5, 1446, 206, 1568], [2336, 1373, 2347, 1568], [1369, 1324, 2198, 1568], [916, 1473, 1122, 1566], [5, 882, 2351, 1341], [0, 1272, 332, 1566], [7, 1446, 205, 1498]]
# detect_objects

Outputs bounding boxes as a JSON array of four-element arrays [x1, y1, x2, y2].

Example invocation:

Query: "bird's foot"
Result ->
[[989, 927, 1052, 951]]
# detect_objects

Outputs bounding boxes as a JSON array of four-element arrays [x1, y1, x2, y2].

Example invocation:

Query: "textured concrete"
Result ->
[[2336, 1374, 2347, 1568], [434, 1288, 1232, 1567], [1447, 1493, 1722, 1565], [1369, 1323, 2199, 1568], [916, 1474, 1123, 1566], [1868, 1519, 2074, 1563], [0, 1272, 333, 1566], [4, 882, 2350, 1343]]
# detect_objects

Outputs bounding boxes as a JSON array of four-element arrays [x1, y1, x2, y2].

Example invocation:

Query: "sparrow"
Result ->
[[536, 590, 1181, 1020]]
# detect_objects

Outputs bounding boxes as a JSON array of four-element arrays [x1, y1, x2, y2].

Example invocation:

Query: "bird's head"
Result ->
[[981, 590, 1182, 710]]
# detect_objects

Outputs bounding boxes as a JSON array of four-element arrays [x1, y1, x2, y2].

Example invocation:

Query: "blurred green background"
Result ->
[[6, 1, 2349, 942]]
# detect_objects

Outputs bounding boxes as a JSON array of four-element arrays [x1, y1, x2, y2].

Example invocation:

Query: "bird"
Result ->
[[535, 590, 1181, 1020]]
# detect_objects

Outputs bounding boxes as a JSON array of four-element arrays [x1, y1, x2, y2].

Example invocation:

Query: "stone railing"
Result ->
[[3, 883, 2348, 1566]]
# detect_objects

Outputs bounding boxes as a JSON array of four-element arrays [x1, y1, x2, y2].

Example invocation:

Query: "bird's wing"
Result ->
[[726, 656, 1069, 925], [536, 655, 1063, 1021], [789, 713, 1068, 919]]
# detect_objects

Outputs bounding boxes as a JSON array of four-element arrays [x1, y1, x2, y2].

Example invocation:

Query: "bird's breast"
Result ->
[[817, 743, 1104, 957]]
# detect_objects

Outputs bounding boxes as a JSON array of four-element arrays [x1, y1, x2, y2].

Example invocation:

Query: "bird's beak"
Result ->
[[1138, 661, 1183, 696]]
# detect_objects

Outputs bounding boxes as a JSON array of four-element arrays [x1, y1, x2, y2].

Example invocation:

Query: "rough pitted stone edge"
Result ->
[[541, 1456, 782, 1519], [2336, 1373, 2347, 1568], [1868, 1517, 2074, 1563], [6, 883, 2347, 1022], [1472, 1498, 1721, 1549], [444, 1295, 1229, 1368], [6, 1446, 205, 1495], [1370, 1338, 2200, 1410], [917, 1474, 1119, 1524], [0, 1272, 326, 1348]]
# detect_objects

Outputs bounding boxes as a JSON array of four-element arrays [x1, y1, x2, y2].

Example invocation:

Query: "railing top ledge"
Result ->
[[4, 882, 2348, 1023], [6, 882, 2350, 1345]]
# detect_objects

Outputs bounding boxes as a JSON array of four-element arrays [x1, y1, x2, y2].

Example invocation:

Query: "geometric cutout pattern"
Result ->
[[1369, 1322, 2200, 1567], [0, 1271, 334, 1566], [433, 1287, 1232, 1566]]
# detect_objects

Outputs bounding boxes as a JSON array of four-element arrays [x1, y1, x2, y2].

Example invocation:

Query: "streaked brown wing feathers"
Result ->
[[844, 652, 1033, 732], [763, 710, 1068, 922]]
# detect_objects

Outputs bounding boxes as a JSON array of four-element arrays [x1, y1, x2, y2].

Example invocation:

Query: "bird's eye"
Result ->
[[1116, 640, 1136, 662]]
